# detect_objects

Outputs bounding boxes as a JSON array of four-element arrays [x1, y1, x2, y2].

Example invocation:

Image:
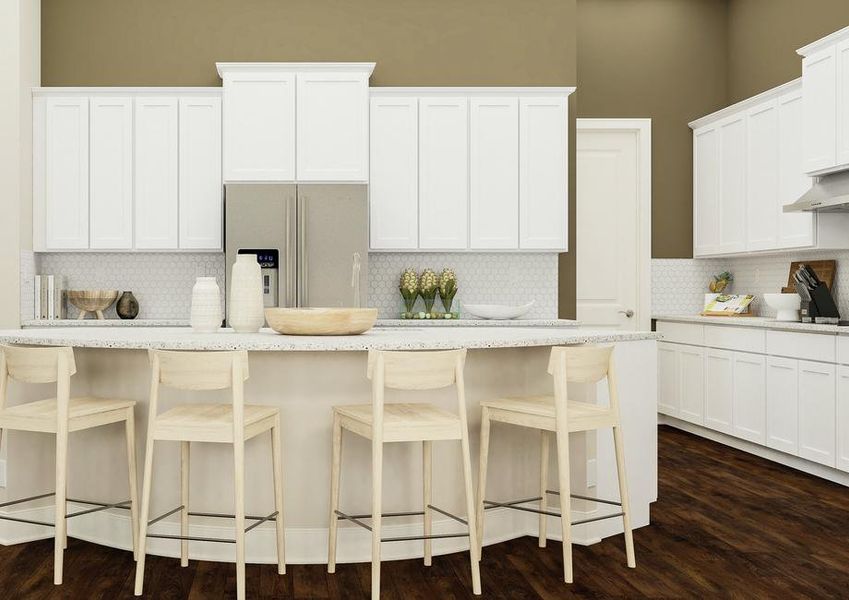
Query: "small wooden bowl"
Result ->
[[67, 290, 119, 320], [265, 307, 378, 335]]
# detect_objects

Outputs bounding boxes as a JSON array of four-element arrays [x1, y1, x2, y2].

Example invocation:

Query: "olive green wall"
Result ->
[[727, 0, 849, 102], [576, 0, 729, 259]]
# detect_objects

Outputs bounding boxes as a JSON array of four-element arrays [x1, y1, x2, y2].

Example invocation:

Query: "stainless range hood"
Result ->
[[784, 170, 849, 212]]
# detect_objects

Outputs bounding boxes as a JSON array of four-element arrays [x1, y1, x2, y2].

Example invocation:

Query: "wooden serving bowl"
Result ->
[[265, 307, 378, 335], [67, 290, 119, 320]]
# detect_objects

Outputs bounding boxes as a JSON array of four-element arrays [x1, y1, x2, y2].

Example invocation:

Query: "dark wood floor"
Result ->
[[2, 425, 849, 598]]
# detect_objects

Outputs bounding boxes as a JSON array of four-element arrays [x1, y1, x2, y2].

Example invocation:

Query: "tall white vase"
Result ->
[[228, 254, 264, 333], [190, 277, 222, 333]]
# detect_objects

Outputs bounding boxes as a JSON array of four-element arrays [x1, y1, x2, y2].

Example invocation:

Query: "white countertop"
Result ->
[[23, 318, 578, 329], [0, 326, 656, 352], [22, 319, 190, 328], [654, 314, 849, 334]]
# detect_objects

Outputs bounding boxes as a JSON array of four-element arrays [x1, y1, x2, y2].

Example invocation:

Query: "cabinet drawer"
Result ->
[[838, 335, 849, 365], [656, 321, 704, 346], [766, 330, 836, 363], [704, 325, 765, 353]]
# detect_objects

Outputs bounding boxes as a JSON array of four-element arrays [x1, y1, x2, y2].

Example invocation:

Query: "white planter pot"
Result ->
[[228, 254, 264, 333], [190, 277, 222, 333]]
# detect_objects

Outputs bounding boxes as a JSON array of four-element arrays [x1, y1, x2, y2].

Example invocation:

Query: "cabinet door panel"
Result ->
[[223, 72, 295, 181], [179, 97, 222, 249], [135, 97, 178, 249], [766, 356, 798, 454], [746, 101, 779, 251], [369, 97, 418, 249], [418, 97, 468, 249], [470, 97, 519, 249], [705, 349, 733, 434], [45, 97, 89, 249], [718, 116, 747, 253], [838, 366, 849, 472], [296, 72, 369, 182], [657, 343, 679, 417], [693, 127, 719, 256], [802, 47, 837, 174], [798, 360, 836, 467], [678, 345, 705, 425], [837, 40, 849, 168], [732, 352, 766, 444], [519, 97, 568, 249], [90, 97, 133, 249], [777, 90, 814, 248]]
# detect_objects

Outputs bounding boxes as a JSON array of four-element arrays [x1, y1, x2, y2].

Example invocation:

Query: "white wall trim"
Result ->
[[576, 118, 653, 332], [370, 87, 576, 97]]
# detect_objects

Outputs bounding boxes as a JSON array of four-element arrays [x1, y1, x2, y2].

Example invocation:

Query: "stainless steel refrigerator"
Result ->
[[224, 184, 368, 316]]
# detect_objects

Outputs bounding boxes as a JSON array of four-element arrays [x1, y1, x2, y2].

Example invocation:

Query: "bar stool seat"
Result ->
[[0, 396, 135, 433], [480, 395, 618, 431], [153, 403, 279, 442], [334, 402, 462, 442]]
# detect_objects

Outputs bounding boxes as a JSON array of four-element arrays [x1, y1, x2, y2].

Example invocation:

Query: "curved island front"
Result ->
[[0, 326, 657, 565]]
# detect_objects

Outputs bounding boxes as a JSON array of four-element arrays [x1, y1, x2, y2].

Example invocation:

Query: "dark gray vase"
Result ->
[[116, 291, 139, 319]]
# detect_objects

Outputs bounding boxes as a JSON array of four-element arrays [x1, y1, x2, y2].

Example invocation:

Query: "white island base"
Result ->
[[0, 327, 657, 565]]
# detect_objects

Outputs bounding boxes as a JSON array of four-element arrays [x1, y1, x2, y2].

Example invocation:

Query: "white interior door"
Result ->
[[576, 120, 650, 330]]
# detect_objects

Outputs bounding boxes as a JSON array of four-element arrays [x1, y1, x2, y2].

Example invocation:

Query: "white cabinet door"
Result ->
[[798, 360, 836, 467], [222, 71, 295, 182], [838, 365, 849, 472], [657, 342, 679, 417], [704, 348, 733, 434], [693, 126, 720, 256], [836, 40, 849, 168], [90, 97, 133, 249], [732, 352, 766, 444], [418, 97, 468, 249], [179, 97, 222, 249], [369, 97, 418, 249], [678, 345, 705, 425], [470, 97, 519, 249], [777, 89, 814, 248], [296, 72, 369, 182], [802, 47, 837, 174], [746, 101, 779, 251], [519, 97, 568, 250], [44, 97, 89, 249], [718, 115, 747, 254], [134, 97, 178, 249], [765, 356, 798, 455]]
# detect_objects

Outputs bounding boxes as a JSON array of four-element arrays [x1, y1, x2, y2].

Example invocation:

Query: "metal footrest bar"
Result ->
[[335, 510, 372, 532], [336, 507, 473, 543], [0, 515, 55, 527], [481, 496, 542, 512], [381, 532, 470, 543], [0, 493, 132, 527], [244, 511, 278, 534], [545, 490, 622, 507], [148, 533, 235, 544], [147, 505, 184, 527], [340, 510, 425, 520], [66, 497, 132, 510], [572, 512, 625, 526], [483, 498, 626, 526], [0, 492, 55, 510], [145, 508, 279, 542], [426, 504, 467, 526], [66, 500, 131, 519], [483, 499, 561, 518], [188, 510, 278, 522]]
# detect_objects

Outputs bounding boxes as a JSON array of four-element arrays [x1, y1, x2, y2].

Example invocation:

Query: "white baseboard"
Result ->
[[0, 501, 607, 563], [659, 416, 849, 487]]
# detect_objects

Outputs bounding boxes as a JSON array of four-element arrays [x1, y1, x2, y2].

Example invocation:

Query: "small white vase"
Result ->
[[228, 254, 264, 333], [190, 277, 222, 333]]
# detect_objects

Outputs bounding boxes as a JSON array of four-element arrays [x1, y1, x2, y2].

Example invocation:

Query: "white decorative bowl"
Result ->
[[463, 301, 535, 320], [764, 293, 801, 322]]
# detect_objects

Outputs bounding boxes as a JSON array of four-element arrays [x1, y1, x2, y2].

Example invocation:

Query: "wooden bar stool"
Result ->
[[0, 344, 139, 586], [476, 345, 635, 583], [134, 350, 285, 600], [327, 349, 482, 599]]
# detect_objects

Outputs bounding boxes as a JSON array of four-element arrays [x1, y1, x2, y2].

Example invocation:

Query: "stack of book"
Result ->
[[34, 275, 67, 320]]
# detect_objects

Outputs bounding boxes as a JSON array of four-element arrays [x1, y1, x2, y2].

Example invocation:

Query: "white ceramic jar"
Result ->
[[228, 254, 264, 333], [190, 277, 222, 333]]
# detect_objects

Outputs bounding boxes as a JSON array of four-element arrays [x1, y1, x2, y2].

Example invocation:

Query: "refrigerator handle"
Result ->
[[285, 194, 298, 307], [297, 194, 308, 307]]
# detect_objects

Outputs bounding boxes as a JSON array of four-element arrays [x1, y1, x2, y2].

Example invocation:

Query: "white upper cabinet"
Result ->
[[470, 97, 519, 249], [836, 39, 849, 167], [134, 97, 179, 249], [693, 126, 720, 256], [717, 115, 747, 254], [90, 97, 133, 249], [37, 97, 90, 250], [369, 97, 418, 249], [179, 97, 223, 249], [296, 71, 369, 182], [418, 96, 469, 249], [519, 97, 569, 250], [776, 89, 815, 248], [746, 100, 779, 251]]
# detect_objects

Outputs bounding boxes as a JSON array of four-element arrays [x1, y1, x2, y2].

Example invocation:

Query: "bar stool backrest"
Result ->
[[367, 349, 465, 391], [1, 345, 76, 384], [151, 350, 249, 391], [548, 345, 619, 415]]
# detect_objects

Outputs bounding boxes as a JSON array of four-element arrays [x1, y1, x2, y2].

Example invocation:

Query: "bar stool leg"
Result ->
[[371, 435, 383, 600], [555, 428, 572, 584], [54, 422, 68, 585], [613, 425, 636, 568], [460, 427, 482, 595], [125, 408, 140, 561], [134, 437, 156, 595], [475, 406, 491, 560], [422, 440, 432, 566], [538, 430, 550, 548], [327, 413, 342, 573], [271, 415, 286, 575], [180, 441, 190, 567], [234, 436, 246, 600]]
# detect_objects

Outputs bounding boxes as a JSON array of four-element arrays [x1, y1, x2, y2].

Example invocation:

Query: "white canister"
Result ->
[[228, 254, 264, 333], [190, 277, 222, 333]]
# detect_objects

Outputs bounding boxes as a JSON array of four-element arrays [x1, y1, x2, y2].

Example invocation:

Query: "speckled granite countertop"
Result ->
[[23, 318, 578, 329], [0, 326, 657, 352], [22, 319, 190, 328], [654, 314, 849, 334]]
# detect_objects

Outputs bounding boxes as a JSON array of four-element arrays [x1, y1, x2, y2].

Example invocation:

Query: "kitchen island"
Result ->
[[0, 326, 657, 565]]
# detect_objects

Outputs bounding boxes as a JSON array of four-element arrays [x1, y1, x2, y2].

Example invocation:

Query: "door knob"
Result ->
[[619, 309, 634, 318]]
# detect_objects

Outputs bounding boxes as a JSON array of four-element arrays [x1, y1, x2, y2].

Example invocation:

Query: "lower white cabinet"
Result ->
[[766, 356, 799, 454], [838, 366, 849, 472], [704, 349, 733, 434], [798, 360, 836, 467], [657, 342, 679, 417], [731, 352, 766, 444], [678, 345, 705, 425]]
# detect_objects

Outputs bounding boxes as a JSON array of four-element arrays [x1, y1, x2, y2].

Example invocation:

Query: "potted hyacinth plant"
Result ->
[[438, 268, 458, 319], [418, 269, 438, 318], [399, 268, 419, 319]]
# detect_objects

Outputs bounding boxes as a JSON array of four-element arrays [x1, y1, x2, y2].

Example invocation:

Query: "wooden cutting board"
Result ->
[[781, 260, 836, 293]]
